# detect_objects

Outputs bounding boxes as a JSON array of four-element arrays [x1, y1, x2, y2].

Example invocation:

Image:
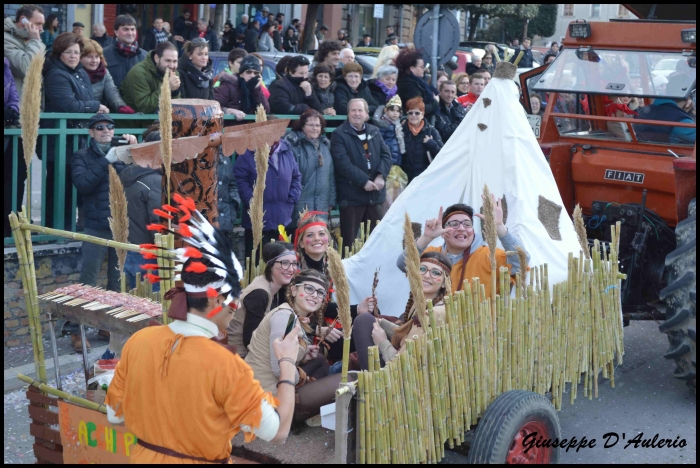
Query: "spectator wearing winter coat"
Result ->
[[258, 23, 275, 52], [173, 10, 194, 52], [372, 94, 404, 166], [282, 28, 299, 53], [235, 15, 250, 37], [334, 62, 379, 116], [80, 39, 134, 114], [102, 15, 147, 88], [395, 48, 439, 118], [311, 65, 336, 116], [120, 42, 180, 114], [331, 99, 392, 244], [269, 55, 322, 115], [284, 109, 336, 225], [189, 18, 220, 52], [4, 58, 22, 238], [253, 7, 270, 28], [512, 38, 534, 68], [72, 114, 137, 291], [142, 17, 169, 52], [41, 14, 59, 53], [178, 39, 214, 100], [4, 5, 46, 100], [400, 97, 443, 182], [357, 35, 374, 48], [118, 125, 163, 290], [434, 80, 465, 143], [367, 65, 398, 106], [216, 151, 242, 246], [220, 21, 236, 52], [213, 49, 247, 87], [271, 22, 283, 52], [43, 34, 104, 114], [244, 20, 260, 53], [90, 24, 114, 49], [234, 139, 302, 255], [214, 55, 269, 120]]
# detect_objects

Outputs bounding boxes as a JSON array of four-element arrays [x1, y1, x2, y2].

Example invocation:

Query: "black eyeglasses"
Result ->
[[296, 283, 327, 298], [92, 124, 115, 131], [419, 265, 444, 279], [275, 260, 300, 270], [445, 219, 473, 229]]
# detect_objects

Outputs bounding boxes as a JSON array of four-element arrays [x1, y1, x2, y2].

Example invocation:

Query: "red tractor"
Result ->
[[520, 10, 696, 388]]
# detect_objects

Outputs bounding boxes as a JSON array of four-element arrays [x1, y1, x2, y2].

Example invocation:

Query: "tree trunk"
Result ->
[[300, 4, 321, 53], [213, 4, 225, 35], [468, 13, 481, 41]]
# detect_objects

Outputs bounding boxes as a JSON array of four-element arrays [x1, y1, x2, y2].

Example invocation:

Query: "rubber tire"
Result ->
[[659, 198, 696, 390], [467, 390, 561, 464]]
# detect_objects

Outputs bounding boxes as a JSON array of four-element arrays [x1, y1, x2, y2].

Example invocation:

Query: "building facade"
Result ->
[[545, 3, 631, 45]]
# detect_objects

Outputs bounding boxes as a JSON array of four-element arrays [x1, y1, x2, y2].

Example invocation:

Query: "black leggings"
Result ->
[[293, 356, 343, 423], [352, 313, 388, 371]]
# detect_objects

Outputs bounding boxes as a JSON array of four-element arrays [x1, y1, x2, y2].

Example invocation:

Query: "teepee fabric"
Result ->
[[342, 67, 582, 317]]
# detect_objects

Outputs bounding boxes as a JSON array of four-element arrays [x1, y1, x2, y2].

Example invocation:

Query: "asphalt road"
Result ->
[[4, 322, 695, 464]]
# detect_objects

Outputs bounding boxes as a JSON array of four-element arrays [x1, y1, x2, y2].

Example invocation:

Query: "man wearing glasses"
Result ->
[[397, 201, 529, 297], [69, 114, 137, 350]]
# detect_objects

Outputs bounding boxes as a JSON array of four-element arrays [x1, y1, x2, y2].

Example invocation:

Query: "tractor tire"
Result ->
[[659, 198, 696, 390], [467, 390, 561, 464]]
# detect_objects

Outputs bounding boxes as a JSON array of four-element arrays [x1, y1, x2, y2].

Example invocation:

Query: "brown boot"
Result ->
[[71, 334, 91, 352]]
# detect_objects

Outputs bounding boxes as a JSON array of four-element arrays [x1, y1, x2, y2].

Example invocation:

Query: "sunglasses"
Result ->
[[407, 111, 422, 116], [296, 283, 327, 299], [92, 124, 115, 131], [419, 265, 444, 279], [275, 260, 300, 270]]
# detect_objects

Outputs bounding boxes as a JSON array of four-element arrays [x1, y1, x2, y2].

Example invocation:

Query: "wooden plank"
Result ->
[[33, 442, 64, 465], [52, 302, 159, 336], [30, 423, 62, 445], [28, 405, 59, 425], [26, 388, 59, 407]]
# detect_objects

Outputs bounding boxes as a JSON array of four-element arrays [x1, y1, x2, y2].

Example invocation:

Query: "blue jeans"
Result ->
[[124, 250, 160, 292]]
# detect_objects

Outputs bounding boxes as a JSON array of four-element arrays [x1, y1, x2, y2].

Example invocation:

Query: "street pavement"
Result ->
[[3, 321, 696, 464]]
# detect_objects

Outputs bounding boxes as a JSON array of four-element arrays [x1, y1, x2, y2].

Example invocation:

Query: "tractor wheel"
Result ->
[[467, 390, 560, 464], [659, 198, 696, 390]]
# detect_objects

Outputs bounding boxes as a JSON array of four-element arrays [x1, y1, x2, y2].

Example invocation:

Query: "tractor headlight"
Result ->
[[681, 28, 696, 44], [569, 21, 591, 39]]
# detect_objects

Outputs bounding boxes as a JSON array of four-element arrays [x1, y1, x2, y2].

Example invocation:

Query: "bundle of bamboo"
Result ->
[[355, 224, 625, 463]]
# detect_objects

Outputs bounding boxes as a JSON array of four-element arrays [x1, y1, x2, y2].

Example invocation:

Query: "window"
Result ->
[[617, 5, 629, 17], [563, 4, 574, 16], [591, 4, 601, 18]]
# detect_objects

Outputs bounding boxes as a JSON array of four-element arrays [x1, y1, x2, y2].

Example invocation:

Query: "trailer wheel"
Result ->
[[467, 390, 561, 464], [659, 198, 696, 390]]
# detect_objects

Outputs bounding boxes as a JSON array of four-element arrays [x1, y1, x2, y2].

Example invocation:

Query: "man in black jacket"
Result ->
[[173, 9, 193, 52], [434, 80, 465, 143], [512, 37, 534, 68], [331, 98, 392, 244], [269, 55, 322, 114], [142, 17, 168, 52], [102, 14, 147, 88]]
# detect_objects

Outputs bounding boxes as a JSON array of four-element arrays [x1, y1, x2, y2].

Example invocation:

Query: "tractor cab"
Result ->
[[519, 19, 696, 320]]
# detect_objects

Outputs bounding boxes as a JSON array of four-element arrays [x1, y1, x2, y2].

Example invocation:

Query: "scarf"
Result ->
[[238, 75, 260, 114], [183, 59, 213, 89], [408, 119, 425, 136], [153, 28, 168, 45], [269, 141, 280, 171], [115, 40, 140, 58], [95, 141, 112, 155], [287, 74, 305, 86], [603, 96, 638, 117], [351, 124, 372, 170], [376, 79, 397, 100], [303, 134, 323, 167], [407, 73, 438, 99], [85, 62, 107, 84]]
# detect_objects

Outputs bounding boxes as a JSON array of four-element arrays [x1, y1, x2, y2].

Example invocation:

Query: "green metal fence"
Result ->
[[4, 113, 347, 246]]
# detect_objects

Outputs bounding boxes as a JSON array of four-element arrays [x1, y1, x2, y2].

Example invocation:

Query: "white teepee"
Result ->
[[342, 64, 582, 317]]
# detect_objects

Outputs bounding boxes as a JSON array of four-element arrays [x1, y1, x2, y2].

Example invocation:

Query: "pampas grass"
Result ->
[[327, 247, 353, 382], [404, 213, 426, 328], [573, 204, 590, 260], [159, 70, 173, 225], [20, 52, 44, 168], [255, 104, 268, 123], [516, 246, 529, 291], [249, 143, 269, 254], [481, 185, 498, 272], [108, 166, 129, 272]]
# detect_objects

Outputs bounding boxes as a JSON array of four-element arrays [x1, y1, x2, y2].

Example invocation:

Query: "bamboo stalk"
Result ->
[[17, 373, 107, 413]]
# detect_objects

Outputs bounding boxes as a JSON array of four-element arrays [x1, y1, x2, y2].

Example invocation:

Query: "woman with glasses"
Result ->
[[214, 54, 269, 121], [482, 52, 496, 75], [284, 109, 336, 226], [395, 48, 439, 118], [228, 242, 297, 357], [178, 39, 214, 100], [352, 251, 452, 370], [452, 72, 470, 97], [245, 269, 346, 424], [400, 97, 443, 183]]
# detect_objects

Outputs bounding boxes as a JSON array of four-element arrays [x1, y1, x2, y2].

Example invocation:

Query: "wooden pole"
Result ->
[[17, 373, 107, 413]]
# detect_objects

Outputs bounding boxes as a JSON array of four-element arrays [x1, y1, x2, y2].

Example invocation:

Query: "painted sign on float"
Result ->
[[58, 400, 137, 463]]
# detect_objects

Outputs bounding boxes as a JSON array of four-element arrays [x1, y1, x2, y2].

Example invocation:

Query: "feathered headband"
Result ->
[[141, 193, 243, 320]]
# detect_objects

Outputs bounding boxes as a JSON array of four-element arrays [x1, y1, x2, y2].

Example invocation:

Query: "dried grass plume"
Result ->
[[249, 143, 269, 253], [516, 246, 529, 291], [255, 104, 267, 123], [573, 204, 590, 259], [327, 248, 352, 339], [403, 213, 426, 328], [20, 52, 45, 168], [481, 185, 497, 271], [159, 70, 173, 210], [108, 166, 129, 272]]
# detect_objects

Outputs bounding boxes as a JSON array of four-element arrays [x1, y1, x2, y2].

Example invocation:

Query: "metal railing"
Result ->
[[4, 113, 347, 246]]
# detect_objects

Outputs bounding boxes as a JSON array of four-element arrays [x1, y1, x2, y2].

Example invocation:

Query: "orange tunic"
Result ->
[[424, 245, 510, 297], [105, 325, 277, 464]]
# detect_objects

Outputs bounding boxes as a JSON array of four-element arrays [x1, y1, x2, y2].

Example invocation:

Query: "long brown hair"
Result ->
[[285, 268, 330, 336], [391, 251, 452, 348]]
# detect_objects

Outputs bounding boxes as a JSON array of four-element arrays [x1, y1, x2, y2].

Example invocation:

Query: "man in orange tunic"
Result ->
[[105, 199, 301, 463], [397, 199, 529, 296]]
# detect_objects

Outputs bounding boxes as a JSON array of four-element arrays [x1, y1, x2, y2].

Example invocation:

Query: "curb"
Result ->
[[4, 345, 108, 393]]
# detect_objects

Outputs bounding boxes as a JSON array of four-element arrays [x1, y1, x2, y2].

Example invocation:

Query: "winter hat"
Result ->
[[239, 55, 261, 74], [386, 94, 402, 109]]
